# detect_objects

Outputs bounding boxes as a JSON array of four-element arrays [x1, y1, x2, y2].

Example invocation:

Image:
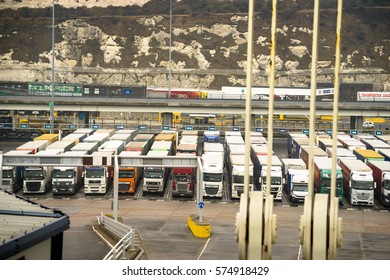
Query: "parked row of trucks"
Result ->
[[287, 132, 390, 206], [2, 130, 389, 207]]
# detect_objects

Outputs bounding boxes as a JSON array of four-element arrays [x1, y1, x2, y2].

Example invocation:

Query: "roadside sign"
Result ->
[[68, 124, 75, 129], [350, 130, 358, 135], [209, 126, 216, 131], [139, 125, 147, 130], [44, 124, 51, 129], [92, 124, 100, 129], [302, 129, 309, 135], [185, 126, 193, 130], [162, 125, 170, 130], [19, 124, 28, 129], [198, 202, 204, 209], [375, 130, 383, 136], [232, 127, 239, 131], [279, 128, 286, 133], [115, 125, 124, 130], [326, 130, 333, 135], [255, 127, 263, 132], [123, 88, 132, 95]]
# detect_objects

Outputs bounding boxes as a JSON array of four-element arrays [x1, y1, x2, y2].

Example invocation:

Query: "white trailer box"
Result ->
[[71, 142, 99, 154]]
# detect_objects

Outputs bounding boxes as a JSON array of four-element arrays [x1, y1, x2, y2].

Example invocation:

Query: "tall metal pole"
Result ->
[[50, 0, 55, 134], [331, 0, 343, 204], [168, 0, 173, 96]]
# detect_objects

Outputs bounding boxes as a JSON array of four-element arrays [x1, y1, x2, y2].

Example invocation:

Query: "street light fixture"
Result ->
[[168, 0, 172, 96], [50, 0, 55, 134]]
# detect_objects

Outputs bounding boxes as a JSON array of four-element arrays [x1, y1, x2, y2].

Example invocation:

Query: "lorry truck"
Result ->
[[84, 151, 114, 194], [1, 150, 28, 193], [201, 152, 224, 198], [142, 150, 170, 194], [282, 158, 308, 201], [367, 160, 390, 207], [172, 156, 196, 197], [255, 155, 283, 200], [118, 150, 143, 194], [286, 169, 309, 202], [22, 149, 61, 194], [339, 159, 375, 206], [353, 149, 384, 163], [314, 157, 344, 203], [117, 141, 149, 194], [172, 140, 197, 197], [227, 154, 254, 199], [52, 165, 84, 195]]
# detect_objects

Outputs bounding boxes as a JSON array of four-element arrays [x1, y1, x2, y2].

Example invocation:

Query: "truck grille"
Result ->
[[177, 183, 189, 193], [26, 182, 41, 192], [205, 187, 218, 195], [89, 180, 101, 184], [235, 186, 244, 196], [118, 183, 129, 191], [357, 192, 370, 201], [146, 186, 160, 191]]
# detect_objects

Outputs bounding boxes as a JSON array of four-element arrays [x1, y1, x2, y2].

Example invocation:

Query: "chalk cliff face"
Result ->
[[0, 0, 388, 90]]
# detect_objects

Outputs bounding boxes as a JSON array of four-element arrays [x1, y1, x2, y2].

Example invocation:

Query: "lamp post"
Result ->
[[168, 0, 172, 96], [50, 0, 55, 134]]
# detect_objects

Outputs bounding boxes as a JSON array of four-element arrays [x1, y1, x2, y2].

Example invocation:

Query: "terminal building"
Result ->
[[0, 190, 70, 260]]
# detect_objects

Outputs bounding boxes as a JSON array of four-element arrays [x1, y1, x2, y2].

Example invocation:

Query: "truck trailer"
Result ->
[[339, 159, 375, 206], [353, 149, 384, 163], [367, 160, 390, 207]]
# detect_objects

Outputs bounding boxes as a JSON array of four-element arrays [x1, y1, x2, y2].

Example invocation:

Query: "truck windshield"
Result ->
[[293, 183, 308, 192], [262, 176, 282, 185], [2, 170, 13, 178], [203, 172, 222, 182], [119, 170, 134, 178], [174, 174, 191, 182], [323, 178, 343, 189], [144, 169, 163, 178], [383, 180, 390, 190], [53, 169, 73, 178], [352, 180, 374, 190], [233, 175, 254, 184], [24, 170, 44, 179], [86, 170, 104, 178]]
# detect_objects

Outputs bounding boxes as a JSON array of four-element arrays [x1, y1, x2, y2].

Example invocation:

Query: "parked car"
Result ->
[[363, 121, 375, 129]]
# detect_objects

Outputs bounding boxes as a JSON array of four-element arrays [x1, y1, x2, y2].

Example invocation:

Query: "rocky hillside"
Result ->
[[0, 0, 388, 90]]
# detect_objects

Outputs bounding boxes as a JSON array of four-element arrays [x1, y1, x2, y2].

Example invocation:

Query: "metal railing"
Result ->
[[97, 212, 135, 260]]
